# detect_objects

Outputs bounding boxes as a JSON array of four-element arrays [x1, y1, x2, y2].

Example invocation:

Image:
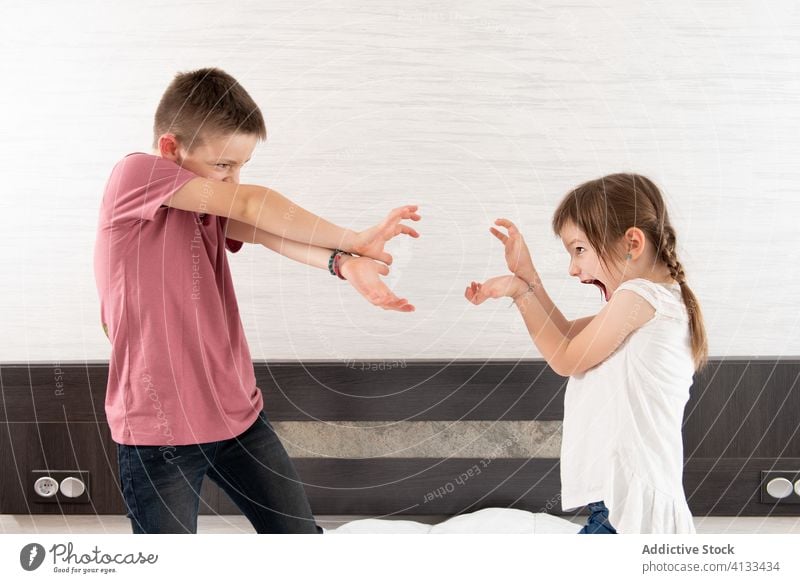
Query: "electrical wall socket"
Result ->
[[30, 470, 90, 504], [760, 470, 800, 504]]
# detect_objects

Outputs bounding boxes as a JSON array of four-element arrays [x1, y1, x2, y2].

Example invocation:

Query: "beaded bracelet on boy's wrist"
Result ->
[[333, 252, 348, 280], [327, 249, 342, 277], [327, 249, 339, 276], [328, 249, 353, 280]]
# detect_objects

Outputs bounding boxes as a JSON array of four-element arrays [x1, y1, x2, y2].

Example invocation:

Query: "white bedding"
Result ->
[[326, 508, 580, 534]]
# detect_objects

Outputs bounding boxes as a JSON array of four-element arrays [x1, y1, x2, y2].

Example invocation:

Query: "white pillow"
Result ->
[[327, 508, 579, 534], [328, 518, 432, 534], [430, 508, 578, 534]]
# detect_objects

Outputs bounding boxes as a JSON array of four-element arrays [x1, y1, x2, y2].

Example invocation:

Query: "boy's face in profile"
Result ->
[[157, 131, 258, 184]]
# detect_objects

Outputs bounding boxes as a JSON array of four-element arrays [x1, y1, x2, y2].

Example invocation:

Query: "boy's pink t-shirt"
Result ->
[[93, 152, 263, 446]]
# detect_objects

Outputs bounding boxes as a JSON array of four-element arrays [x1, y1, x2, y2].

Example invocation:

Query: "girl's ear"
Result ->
[[623, 227, 647, 259]]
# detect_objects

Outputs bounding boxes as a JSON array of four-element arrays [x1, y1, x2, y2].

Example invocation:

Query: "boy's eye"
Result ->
[[216, 163, 231, 169]]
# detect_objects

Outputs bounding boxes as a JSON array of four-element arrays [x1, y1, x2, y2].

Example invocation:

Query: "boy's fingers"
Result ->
[[388, 205, 420, 223], [389, 298, 415, 312], [366, 282, 406, 308], [378, 263, 390, 276], [401, 208, 421, 221], [381, 297, 406, 310], [398, 225, 420, 238], [489, 227, 508, 243], [387, 298, 410, 310], [495, 218, 519, 235]]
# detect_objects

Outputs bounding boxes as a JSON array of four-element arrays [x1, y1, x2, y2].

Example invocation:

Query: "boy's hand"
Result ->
[[339, 256, 415, 312], [490, 218, 537, 282], [348, 205, 421, 265], [464, 276, 527, 305]]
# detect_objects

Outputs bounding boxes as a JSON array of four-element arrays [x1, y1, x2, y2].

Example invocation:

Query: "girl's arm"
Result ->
[[489, 218, 593, 339], [520, 272, 595, 340], [566, 315, 595, 339], [466, 276, 654, 376], [511, 282, 653, 375]]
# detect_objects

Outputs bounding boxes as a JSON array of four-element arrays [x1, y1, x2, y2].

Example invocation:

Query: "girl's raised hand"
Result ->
[[350, 205, 421, 265], [464, 276, 527, 306], [490, 218, 537, 282]]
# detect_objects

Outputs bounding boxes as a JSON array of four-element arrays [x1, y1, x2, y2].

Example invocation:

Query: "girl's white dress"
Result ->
[[560, 277, 697, 534]]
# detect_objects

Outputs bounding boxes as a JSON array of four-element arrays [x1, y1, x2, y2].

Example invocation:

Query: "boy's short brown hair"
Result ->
[[152, 67, 267, 152]]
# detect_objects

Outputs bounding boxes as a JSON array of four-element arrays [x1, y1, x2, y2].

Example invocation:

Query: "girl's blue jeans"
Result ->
[[578, 501, 618, 534], [116, 408, 322, 534]]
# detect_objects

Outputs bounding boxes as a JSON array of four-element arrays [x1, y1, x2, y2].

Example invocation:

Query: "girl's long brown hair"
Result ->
[[552, 173, 708, 372]]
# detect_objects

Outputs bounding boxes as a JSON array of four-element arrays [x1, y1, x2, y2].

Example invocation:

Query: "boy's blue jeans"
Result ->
[[578, 501, 618, 534], [116, 408, 322, 534]]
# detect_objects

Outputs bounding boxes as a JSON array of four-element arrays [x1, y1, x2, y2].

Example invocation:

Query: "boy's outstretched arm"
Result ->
[[225, 219, 414, 312], [165, 177, 419, 264]]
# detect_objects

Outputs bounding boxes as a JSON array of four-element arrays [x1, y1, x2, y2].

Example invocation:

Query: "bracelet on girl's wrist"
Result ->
[[508, 278, 536, 307]]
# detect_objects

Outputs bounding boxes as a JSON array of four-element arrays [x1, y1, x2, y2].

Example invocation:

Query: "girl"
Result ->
[[465, 173, 708, 534]]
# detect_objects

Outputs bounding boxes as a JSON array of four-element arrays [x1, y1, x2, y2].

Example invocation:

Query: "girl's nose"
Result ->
[[568, 260, 580, 277]]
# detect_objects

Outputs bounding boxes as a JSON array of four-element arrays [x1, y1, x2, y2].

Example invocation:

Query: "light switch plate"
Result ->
[[30, 470, 90, 504], [760, 470, 800, 504]]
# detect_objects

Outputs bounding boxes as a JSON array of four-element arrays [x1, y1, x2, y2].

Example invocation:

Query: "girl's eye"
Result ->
[[575, 247, 585, 254], [216, 163, 231, 169]]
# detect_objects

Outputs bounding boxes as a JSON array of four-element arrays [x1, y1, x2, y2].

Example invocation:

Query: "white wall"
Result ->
[[1, 0, 798, 361]]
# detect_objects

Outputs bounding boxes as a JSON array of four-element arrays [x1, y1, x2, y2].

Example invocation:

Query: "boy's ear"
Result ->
[[157, 133, 180, 161], [624, 227, 647, 259]]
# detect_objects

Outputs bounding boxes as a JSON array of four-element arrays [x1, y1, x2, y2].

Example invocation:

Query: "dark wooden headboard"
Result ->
[[1, 358, 798, 516]]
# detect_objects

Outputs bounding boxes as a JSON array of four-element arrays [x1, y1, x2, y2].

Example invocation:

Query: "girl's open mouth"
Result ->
[[583, 278, 609, 302]]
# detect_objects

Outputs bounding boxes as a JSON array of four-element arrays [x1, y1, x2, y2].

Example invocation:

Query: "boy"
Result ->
[[93, 67, 420, 533]]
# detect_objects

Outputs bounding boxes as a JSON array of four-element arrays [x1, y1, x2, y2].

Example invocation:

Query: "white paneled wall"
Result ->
[[1, 0, 798, 361]]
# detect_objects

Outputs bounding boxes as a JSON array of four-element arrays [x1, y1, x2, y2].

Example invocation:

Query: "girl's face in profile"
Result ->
[[560, 221, 625, 302]]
